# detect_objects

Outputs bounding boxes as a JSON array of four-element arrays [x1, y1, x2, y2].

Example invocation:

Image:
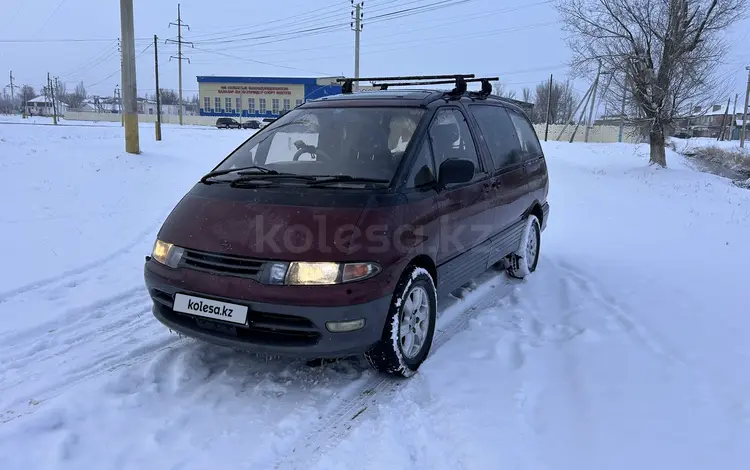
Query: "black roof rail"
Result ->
[[336, 74, 500, 101], [337, 74, 475, 94]]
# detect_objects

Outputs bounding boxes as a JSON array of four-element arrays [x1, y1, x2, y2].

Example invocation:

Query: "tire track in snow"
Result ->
[[553, 259, 750, 424], [0, 219, 161, 304], [275, 272, 518, 470], [0, 288, 187, 423]]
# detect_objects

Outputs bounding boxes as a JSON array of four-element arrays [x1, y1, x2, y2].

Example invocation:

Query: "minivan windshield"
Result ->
[[215, 107, 425, 183]]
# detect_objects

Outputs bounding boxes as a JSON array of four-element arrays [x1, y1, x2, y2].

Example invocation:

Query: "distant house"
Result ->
[[672, 103, 748, 138], [26, 96, 68, 116]]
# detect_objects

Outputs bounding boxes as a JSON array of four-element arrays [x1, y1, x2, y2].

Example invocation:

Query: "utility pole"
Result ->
[[584, 61, 601, 143], [120, 0, 140, 154], [118, 38, 124, 126], [618, 73, 628, 142], [154, 34, 162, 141], [47, 73, 57, 125], [351, 1, 363, 92], [544, 73, 553, 141], [556, 83, 593, 141], [167, 4, 192, 125], [742, 66, 750, 149], [53, 76, 60, 120], [717, 97, 730, 141], [732, 93, 738, 141], [5, 70, 20, 112]]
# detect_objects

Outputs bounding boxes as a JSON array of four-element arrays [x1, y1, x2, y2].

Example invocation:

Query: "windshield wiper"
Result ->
[[229, 174, 317, 187], [200, 165, 280, 184], [307, 175, 390, 186]]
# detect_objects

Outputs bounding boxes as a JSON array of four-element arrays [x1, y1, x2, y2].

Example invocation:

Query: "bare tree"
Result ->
[[492, 81, 517, 100], [20, 85, 36, 104], [54, 80, 67, 104], [522, 87, 533, 103], [0, 92, 13, 113], [159, 88, 179, 105], [66, 81, 87, 109], [557, 0, 747, 166], [532, 79, 577, 124]]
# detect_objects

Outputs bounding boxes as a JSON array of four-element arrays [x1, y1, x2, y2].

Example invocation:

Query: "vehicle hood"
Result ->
[[157, 183, 383, 261]]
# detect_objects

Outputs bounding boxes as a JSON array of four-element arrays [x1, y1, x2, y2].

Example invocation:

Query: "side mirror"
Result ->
[[438, 158, 474, 188]]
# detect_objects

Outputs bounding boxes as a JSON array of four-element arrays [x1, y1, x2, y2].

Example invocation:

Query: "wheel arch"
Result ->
[[404, 254, 437, 286], [526, 200, 545, 227]]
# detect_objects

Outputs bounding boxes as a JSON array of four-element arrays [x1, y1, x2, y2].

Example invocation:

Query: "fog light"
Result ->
[[326, 319, 366, 333]]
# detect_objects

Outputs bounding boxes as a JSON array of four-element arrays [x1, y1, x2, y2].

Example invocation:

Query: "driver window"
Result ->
[[428, 108, 482, 176]]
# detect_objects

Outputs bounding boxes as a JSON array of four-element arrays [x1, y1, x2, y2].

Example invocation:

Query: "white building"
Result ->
[[26, 96, 68, 116]]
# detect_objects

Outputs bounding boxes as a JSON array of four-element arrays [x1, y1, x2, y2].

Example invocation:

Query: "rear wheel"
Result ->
[[365, 266, 437, 378], [507, 214, 541, 279]]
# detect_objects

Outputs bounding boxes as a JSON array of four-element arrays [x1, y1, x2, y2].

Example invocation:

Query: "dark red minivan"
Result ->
[[144, 76, 550, 377]]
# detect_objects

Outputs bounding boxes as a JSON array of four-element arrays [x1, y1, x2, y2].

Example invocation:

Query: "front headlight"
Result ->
[[286, 262, 340, 285], [281, 262, 381, 285], [151, 239, 184, 268]]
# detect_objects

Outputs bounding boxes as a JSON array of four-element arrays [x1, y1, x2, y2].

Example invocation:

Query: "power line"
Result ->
[[191, 47, 335, 76], [86, 43, 152, 90], [192, 0, 479, 47], [188, 0, 349, 41], [31, 0, 68, 38], [196, 1, 553, 55]]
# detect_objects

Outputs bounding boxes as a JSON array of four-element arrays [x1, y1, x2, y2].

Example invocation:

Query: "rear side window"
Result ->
[[429, 108, 482, 175], [469, 105, 523, 170], [507, 109, 543, 158]]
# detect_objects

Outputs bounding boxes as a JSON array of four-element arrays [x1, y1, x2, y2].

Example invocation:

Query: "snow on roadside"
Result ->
[[0, 121, 250, 332], [0, 128, 748, 470], [309, 142, 750, 470]]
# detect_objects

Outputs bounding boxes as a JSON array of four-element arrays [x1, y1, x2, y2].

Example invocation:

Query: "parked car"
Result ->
[[145, 75, 550, 377], [216, 117, 241, 129], [259, 117, 276, 128], [242, 120, 260, 129]]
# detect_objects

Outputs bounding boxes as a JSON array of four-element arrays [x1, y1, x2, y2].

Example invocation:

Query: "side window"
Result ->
[[428, 108, 482, 177], [406, 143, 436, 189], [469, 105, 523, 170], [507, 109, 543, 159]]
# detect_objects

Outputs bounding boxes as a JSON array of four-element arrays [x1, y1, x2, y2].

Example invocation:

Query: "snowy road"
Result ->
[[1, 120, 749, 469]]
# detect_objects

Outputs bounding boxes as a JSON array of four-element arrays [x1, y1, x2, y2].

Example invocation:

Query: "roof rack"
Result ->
[[336, 74, 498, 99]]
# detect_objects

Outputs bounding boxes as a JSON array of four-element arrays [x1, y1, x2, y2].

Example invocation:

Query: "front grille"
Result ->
[[180, 248, 265, 279]]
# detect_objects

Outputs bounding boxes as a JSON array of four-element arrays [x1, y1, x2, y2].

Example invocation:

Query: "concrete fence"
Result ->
[[532, 123, 641, 144], [63, 111, 641, 143], [63, 111, 221, 127]]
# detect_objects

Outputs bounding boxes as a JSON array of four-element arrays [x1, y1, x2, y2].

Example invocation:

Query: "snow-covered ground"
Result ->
[[1, 121, 749, 470]]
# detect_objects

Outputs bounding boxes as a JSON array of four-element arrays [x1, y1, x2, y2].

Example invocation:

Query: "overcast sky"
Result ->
[[1, 0, 749, 110]]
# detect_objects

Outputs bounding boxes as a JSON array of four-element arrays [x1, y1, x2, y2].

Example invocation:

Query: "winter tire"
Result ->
[[365, 266, 437, 378], [507, 214, 541, 279]]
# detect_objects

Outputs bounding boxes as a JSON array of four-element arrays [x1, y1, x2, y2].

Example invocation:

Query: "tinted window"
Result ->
[[406, 143, 436, 189], [507, 109, 543, 158], [469, 105, 523, 170], [428, 108, 482, 176]]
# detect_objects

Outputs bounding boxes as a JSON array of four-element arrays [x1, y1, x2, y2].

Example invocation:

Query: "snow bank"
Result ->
[[1, 127, 748, 470]]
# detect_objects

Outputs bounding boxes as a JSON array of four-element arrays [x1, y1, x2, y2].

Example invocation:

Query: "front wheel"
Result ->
[[365, 266, 437, 378]]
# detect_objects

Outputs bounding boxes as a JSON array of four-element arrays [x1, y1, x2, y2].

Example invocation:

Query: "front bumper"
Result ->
[[145, 265, 391, 358]]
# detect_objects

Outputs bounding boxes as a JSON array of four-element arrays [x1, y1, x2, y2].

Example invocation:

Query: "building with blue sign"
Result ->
[[197, 76, 343, 118]]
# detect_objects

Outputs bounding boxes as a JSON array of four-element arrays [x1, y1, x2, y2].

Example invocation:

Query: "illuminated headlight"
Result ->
[[286, 262, 340, 285], [280, 262, 381, 285], [151, 239, 184, 268]]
